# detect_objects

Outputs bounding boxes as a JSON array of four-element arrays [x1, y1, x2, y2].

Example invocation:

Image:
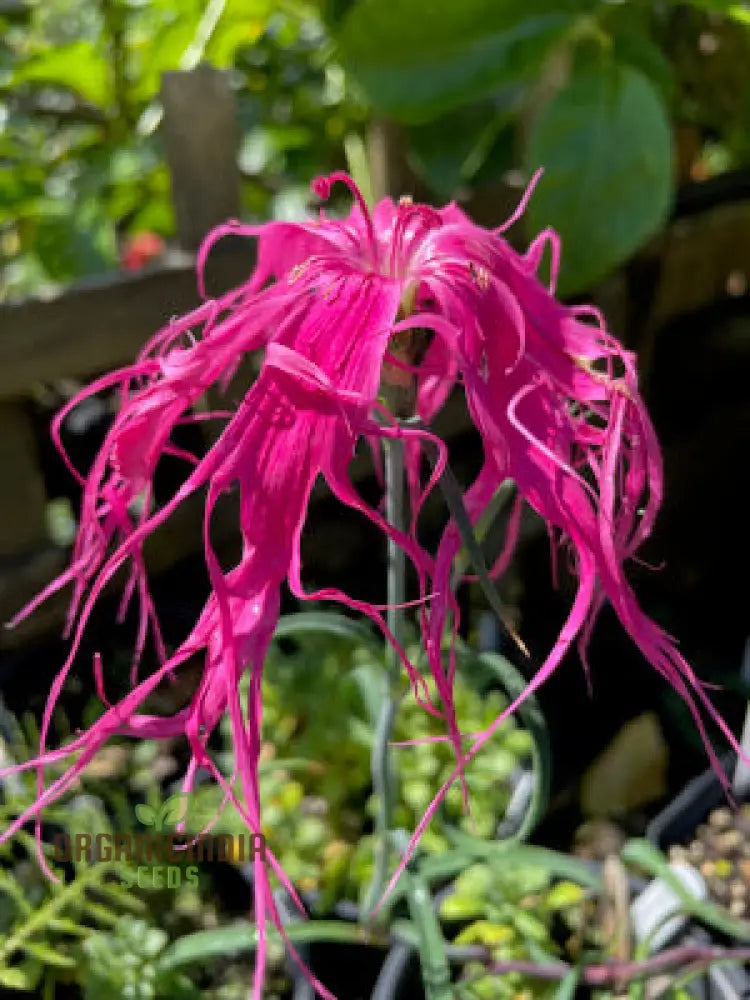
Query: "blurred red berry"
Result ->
[[120, 231, 165, 271]]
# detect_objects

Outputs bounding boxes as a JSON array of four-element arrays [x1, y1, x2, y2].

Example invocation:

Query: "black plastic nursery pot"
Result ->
[[283, 897, 424, 1000], [646, 764, 750, 1000], [300, 937, 424, 1000]]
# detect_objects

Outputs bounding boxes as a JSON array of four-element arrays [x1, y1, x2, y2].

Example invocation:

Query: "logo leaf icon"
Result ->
[[158, 794, 189, 830], [135, 803, 157, 827]]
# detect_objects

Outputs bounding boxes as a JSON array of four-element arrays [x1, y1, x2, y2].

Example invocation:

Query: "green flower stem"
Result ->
[[362, 433, 404, 918], [401, 863, 454, 1000], [361, 429, 453, 1000]]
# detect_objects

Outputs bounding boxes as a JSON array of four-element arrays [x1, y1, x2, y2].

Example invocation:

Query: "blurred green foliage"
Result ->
[[1, 0, 749, 298], [444, 861, 586, 1000], [0, 0, 365, 299], [0, 619, 542, 997], [2, 615, 747, 998]]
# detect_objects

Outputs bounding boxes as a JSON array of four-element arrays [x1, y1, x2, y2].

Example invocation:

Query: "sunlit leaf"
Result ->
[[0, 961, 42, 990], [14, 42, 113, 107]]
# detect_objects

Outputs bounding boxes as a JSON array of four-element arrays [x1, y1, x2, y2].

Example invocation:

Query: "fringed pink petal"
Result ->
[[6, 169, 745, 1000]]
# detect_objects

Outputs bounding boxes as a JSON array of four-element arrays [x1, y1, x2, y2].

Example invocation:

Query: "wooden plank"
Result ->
[[161, 66, 242, 254], [0, 402, 47, 553], [0, 249, 254, 398], [644, 200, 750, 333]]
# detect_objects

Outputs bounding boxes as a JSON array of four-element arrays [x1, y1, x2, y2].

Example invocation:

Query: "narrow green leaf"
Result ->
[[439, 833, 603, 890], [47, 917, 89, 937], [21, 941, 76, 968], [552, 966, 580, 1000], [476, 649, 552, 841], [273, 612, 379, 649], [400, 864, 453, 1000], [158, 921, 383, 972], [88, 881, 146, 913], [258, 757, 324, 774], [81, 901, 119, 928], [0, 869, 33, 915]]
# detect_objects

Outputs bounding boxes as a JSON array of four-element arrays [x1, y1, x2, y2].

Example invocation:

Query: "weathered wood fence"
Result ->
[[1, 64, 749, 651], [0, 66, 253, 648]]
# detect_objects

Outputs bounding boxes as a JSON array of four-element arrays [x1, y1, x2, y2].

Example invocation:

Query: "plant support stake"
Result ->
[[732, 636, 750, 797]]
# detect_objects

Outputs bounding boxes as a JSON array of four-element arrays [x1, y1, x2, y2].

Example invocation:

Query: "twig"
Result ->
[[479, 944, 750, 987]]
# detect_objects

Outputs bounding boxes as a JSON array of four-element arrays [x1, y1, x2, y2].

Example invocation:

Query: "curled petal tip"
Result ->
[[311, 176, 331, 200]]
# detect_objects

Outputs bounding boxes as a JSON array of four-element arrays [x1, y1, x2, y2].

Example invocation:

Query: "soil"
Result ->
[[667, 804, 750, 919]]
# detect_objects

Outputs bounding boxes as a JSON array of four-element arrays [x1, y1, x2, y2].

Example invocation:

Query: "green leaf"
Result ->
[[273, 612, 379, 649], [32, 204, 117, 283], [350, 663, 383, 729], [0, 962, 42, 990], [527, 63, 673, 294], [158, 921, 379, 972], [336, 0, 578, 122], [474, 649, 551, 842], [439, 834, 603, 891], [552, 966, 580, 1000], [407, 103, 515, 197], [14, 42, 113, 107], [135, 803, 157, 827], [47, 917, 89, 937], [405, 894, 453, 999], [0, 869, 33, 915], [440, 891, 487, 921], [611, 31, 674, 102], [21, 941, 76, 968], [669, 0, 746, 9], [546, 880, 585, 909], [513, 909, 549, 943], [258, 757, 325, 774]]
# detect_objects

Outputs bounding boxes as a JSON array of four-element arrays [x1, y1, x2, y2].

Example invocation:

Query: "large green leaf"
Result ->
[[14, 41, 113, 107], [336, 0, 578, 122], [526, 63, 673, 294], [671, 0, 749, 10]]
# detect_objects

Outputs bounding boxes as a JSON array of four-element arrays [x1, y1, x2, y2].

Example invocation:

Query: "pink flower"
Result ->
[[2, 171, 743, 998]]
